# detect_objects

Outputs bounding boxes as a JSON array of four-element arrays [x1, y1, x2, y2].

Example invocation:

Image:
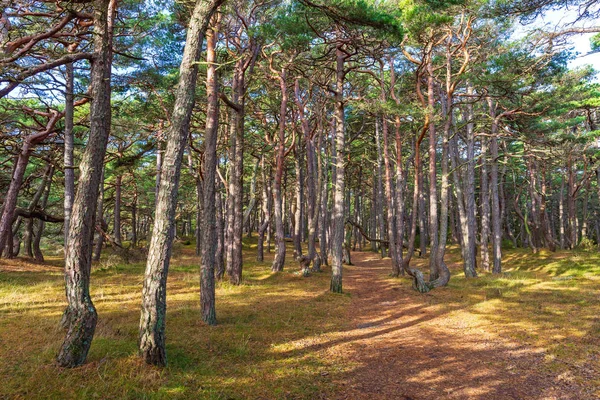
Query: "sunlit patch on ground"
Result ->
[[0, 240, 599, 399]]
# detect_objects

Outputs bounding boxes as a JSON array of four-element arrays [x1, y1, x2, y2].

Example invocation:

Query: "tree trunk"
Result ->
[[64, 62, 75, 249], [200, 20, 219, 325], [480, 134, 491, 271], [139, 0, 223, 367], [58, 0, 114, 368], [463, 85, 477, 277], [92, 168, 105, 262], [379, 116, 400, 276], [113, 174, 122, 245], [257, 157, 271, 262], [330, 41, 346, 293], [33, 166, 54, 262], [271, 68, 288, 273], [426, 59, 440, 281], [293, 143, 304, 259], [488, 99, 502, 273], [215, 178, 225, 280]]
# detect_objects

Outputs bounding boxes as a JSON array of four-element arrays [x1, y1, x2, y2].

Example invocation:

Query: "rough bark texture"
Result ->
[[57, 0, 114, 368], [488, 99, 502, 273], [463, 85, 478, 278], [139, 0, 223, 367], [330, 42, 346, 294], [480, 135, 491, 271], [426, 59, 440, 281], [200, 21, 219, 326], [64, 62, 75, 248], [379, 115, 400, 276]]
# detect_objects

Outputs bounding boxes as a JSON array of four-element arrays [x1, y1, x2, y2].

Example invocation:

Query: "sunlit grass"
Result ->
[[0, 239, 350, 399], [1, 241, 600, 398]]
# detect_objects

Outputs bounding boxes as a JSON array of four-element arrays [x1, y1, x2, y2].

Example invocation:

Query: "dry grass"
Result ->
[[1, 240, 599, 399], [0, 239, 350, 399]]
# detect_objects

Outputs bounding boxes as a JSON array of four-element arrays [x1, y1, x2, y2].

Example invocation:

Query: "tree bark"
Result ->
[[33, 166, 54, 262], [330, 40, 346, 293], [200, 20, 219, 325], [488, 99, 502, 273], [271, 68, 289, 273], [57, 0, 114, 368], [139, 0, 223, 367], [480, 134, 491, 271], [64, 62, 75, 249]]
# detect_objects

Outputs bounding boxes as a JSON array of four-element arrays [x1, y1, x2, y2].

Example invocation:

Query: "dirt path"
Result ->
[[325, 251, 589, 400]]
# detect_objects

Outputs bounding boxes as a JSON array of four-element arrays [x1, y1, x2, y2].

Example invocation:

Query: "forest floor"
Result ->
[[1, 240, 600, 399]]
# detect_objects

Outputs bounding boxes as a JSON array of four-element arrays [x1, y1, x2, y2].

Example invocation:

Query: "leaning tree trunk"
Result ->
[[57, 0, 114, 368], [139, 0, 223, 367]]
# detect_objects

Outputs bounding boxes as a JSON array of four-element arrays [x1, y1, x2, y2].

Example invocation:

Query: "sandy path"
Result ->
[[327, 251, 588, 400]]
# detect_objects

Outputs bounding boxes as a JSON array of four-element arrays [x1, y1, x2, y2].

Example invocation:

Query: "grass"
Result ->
[[1, 240, 600, 398], [439, 247, 600, 392], [0, 239, 350, 399]]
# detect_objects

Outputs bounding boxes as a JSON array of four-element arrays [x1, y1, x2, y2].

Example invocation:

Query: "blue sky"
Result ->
[[525, 8, 600, 70]]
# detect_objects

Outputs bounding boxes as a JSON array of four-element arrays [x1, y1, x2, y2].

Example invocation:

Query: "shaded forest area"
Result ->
[[1, 0, 600, 397]]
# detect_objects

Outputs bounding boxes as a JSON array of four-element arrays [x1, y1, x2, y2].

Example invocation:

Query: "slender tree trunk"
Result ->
[[64, 62, 75, 249], [463, 85, 477, 277], [215, 178, 225, 280], [293, 143, 303, 258], [114, 174, 122, 245], [379, 116, 400, 276], [271, 69, 288, 273], [58, 0, 114, 368], [199, 20, 220, 325], [0, 142, 33, 256], [426, 59, 440, 281], [488, 99, 502, 273], [33, 166, 54, 262], [139, 0, 223, 367], [24, 163, 52, 258], [131, 190, 137, 247], [480, 134, 491, 271], [92, 168, 105, 261], [330, 41, 346, 293], [257, 157, 271, 262], [375, 124, 386, 259]]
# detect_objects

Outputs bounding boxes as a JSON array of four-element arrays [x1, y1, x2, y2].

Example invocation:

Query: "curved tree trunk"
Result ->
[[58, 0, 115, 368]]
